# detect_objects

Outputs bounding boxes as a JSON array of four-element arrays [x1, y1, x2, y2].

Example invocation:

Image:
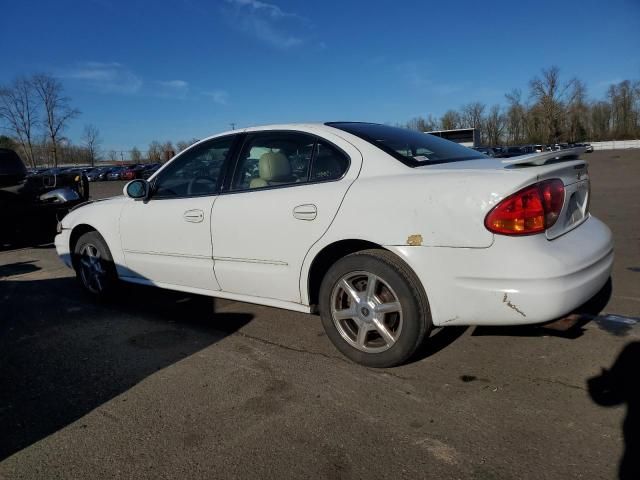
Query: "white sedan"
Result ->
[[55, 123, 613, 367]]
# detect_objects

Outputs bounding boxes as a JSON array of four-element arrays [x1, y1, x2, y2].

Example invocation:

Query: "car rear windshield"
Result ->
[[326, 122, 484, 167]]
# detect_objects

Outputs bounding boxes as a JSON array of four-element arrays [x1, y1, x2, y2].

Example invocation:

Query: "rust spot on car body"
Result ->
[[407, 234, 423, 246], [502, 293, 526, 317]]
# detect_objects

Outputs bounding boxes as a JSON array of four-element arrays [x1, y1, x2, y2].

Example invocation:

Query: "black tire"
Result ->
[[73, 231, 118, 298], [319, 249, 432, 368]]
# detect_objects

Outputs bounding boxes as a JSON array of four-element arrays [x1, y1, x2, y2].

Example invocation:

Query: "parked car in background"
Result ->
[[473, 147, 501, 157], [121, 164, 148, 181], [56, 123, 612, 367], [97, 167, 117, 181], [120, 166, 136, 181], [141, 163, 161, 179], [501, 146, 525, 158], [571, 142, 594, 153], [1, 148, 88, 244], [106, 166, 127, 180], [86, 166, 110, 181]]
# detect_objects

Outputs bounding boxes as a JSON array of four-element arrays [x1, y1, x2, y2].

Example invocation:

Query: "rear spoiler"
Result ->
[[501, 147, 586, 166]]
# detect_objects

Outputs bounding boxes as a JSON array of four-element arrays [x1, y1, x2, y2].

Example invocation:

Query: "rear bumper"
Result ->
[[387, 215, 614, 326]]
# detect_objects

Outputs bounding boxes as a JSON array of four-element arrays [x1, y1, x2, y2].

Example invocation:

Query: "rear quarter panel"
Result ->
[[298, 156, 548, 305], [317, 170, 522, 248]]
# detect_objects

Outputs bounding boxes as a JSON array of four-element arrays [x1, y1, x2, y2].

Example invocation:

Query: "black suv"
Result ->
[[1, 148, 89, 245]]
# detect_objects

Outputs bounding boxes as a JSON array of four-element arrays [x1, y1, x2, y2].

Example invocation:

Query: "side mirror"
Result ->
[[124, 179, 149, 200]]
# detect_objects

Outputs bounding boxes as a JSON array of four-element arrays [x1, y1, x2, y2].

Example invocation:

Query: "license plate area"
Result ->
[[546, 179, 590, 240]]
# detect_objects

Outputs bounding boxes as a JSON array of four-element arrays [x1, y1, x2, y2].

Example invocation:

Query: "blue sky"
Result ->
[[2, 0, 639, 151]]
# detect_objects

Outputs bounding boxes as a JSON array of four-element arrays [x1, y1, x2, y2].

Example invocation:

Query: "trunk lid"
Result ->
[[419, 150, 590, 240]]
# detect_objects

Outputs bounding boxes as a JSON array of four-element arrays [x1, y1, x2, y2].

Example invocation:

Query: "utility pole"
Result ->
[[230, 123, 236, 130]]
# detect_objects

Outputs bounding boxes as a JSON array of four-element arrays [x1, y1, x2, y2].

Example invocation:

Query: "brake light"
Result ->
[[485, 179, 565, 235]]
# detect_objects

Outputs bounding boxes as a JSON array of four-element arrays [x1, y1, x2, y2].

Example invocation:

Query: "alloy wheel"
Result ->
[[78, 243, 107, 294], [330, 271, 403, 353]]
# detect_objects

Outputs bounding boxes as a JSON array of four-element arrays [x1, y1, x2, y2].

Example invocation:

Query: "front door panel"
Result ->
[[119, 196, 220, 291]]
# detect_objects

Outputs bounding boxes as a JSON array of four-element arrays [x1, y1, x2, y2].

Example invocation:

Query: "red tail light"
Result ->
[[485, 179, 565, 235]]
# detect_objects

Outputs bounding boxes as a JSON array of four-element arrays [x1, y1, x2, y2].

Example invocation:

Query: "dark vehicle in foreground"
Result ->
[[1, 148, 89, 244]]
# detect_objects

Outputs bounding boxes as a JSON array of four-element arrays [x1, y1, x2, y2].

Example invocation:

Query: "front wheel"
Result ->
[[73, 231, 118, 298], [319, 249, 432, 368]]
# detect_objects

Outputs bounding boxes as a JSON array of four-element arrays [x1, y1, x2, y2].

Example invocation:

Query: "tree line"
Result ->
[[0, 72, 200, 167], [404, 67, 640, 146], [0, 73, 83, 167], [3, 67, 638, 167]]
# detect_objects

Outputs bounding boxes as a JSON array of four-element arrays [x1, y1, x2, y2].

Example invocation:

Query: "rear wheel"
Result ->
[[319, 249, 431, 367], [73, 231, 118, 298]]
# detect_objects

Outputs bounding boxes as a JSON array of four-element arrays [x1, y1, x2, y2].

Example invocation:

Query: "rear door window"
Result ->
[[231, 132, 315, 191], [310, 140, 349, 181]]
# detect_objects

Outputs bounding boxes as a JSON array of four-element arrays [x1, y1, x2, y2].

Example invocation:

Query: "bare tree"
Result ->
[[0, 77, 39, 167], [461, 102, 485, 130], [406, 115, 439, 132], [176, 140, 190, 152], [162, 141, 175, 162], [529, 66, 576, 143], [504, 89, 528, 144], [565, 80, 589, 142], [148, 141, 162, 162], [401, 68, 639, 145], [608, 80, 637, 139], [483, 105, 505, 146], [31, 73, 80, 167], [81, 124, 101, 167], [589, 101, 612, 141], [130, 146, 142, 163], [176, 138, 200, 152], [107, 149, 118, 162], [440, 110, 461, 130]]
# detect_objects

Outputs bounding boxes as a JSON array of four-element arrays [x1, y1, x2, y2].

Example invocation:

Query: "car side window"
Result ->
[[231, 132, 315, 191], [310, 140, 349, 181], [153, 136, 234, 198]]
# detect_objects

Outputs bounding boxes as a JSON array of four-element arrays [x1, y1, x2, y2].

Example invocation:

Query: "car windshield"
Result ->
[[326, 122, 484, 167]]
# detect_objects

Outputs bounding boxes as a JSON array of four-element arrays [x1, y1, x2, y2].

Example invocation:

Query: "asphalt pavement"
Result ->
[[1, 151, 639, 479]]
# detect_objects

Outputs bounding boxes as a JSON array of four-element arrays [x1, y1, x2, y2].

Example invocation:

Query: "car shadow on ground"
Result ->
[[588, 341, 640, 480], [0, 277, 253, 461], [0, 260, 41, 278]]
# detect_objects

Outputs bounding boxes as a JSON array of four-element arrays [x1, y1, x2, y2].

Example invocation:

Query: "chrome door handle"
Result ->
[[293, 204, 317, 221], [184, 209, 204, 223]]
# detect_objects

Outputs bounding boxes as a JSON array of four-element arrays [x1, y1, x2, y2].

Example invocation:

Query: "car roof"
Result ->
[[196, 122, 346, 143]]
